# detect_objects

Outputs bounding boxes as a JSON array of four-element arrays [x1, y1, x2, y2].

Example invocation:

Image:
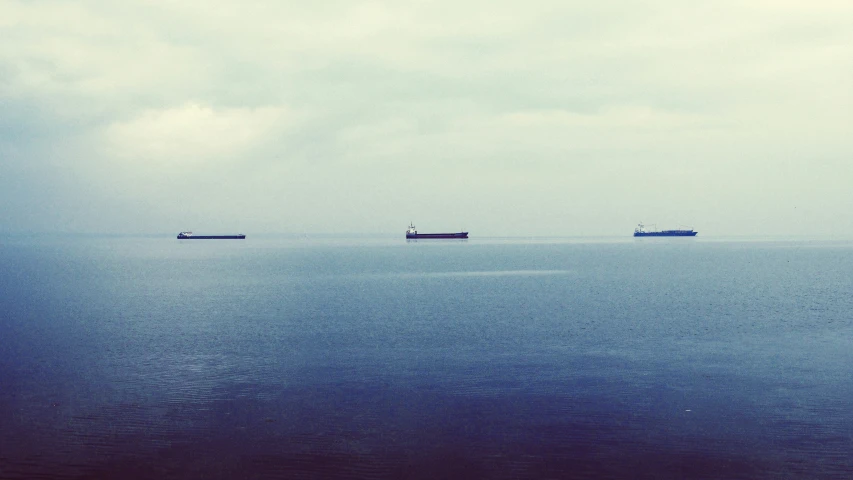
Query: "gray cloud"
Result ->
[[2, 1, 851, 235]]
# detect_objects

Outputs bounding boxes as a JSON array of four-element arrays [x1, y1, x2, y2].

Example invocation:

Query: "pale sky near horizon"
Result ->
[[2, 1, 851, 236]]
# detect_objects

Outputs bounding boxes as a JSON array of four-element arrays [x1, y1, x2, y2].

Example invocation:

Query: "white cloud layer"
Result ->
[[1, 1, 852, 235], [102, 104, 291, 163]]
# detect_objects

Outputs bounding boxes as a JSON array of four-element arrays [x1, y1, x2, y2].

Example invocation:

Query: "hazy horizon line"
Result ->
[[4, 231, 853, 241]]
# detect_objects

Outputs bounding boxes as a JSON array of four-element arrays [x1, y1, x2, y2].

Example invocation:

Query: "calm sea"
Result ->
[[1, 236, 852, 479]]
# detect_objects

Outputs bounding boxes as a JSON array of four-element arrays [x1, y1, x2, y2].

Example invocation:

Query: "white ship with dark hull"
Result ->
[[405, 224, 468, 239], [177, 231, 245, 239], [633, 223, 697, 237]]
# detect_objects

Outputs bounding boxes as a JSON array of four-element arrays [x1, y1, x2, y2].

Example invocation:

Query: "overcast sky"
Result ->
[[2, 1, 851, 236]]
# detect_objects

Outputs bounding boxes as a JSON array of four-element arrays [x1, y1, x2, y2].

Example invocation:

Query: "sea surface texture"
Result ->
[[1, 236, 852, 479]]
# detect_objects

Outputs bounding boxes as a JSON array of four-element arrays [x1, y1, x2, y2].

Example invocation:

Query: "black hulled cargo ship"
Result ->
[[177, 231, 245, 240], [406, 223, 468, 239], [633, 223, 697, 237]]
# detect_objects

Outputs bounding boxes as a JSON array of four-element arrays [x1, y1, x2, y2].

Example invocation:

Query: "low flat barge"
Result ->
[[177, 231, 245, 239]]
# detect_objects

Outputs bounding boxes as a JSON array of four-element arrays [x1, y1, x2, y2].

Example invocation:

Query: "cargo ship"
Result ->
[[633, 223, 697, 237], [177, 231, 245, 240], [406, 223, 468, 239]]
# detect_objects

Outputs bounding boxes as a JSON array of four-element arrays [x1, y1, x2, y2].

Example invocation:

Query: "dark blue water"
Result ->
[[1, 236, 852, 479]]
